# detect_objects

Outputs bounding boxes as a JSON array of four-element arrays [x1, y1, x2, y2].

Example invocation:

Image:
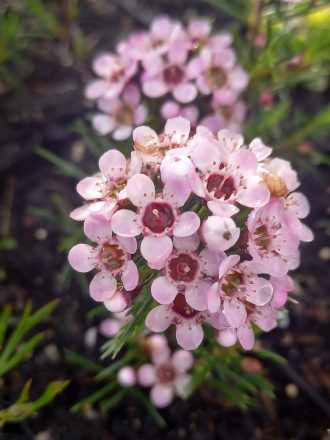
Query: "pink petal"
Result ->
[[217, 328, 237, 347], [112, 126, 133, 141], [199, 248, 226, 277], [174, 374, 191, 397], [127, 174, 155, 207], [122, 83, 141, 106], [164, 116, 191, 143], [99, 318, 121, 338], [85, 80, 108, 100], [92, 53, 116, 76], [122, 260, 139, 291], [77, 176, 104, 200], [237, 184, 270, 208], [104, 291, 129, 313], [145, 305, 171, 332], [190, 140, 221, 173], [172, 350, 194, 373], [83, 214, 112, 243], [245, 277, 273, 306], [70, 205, 91, 221], [92, 114, 115, 135], [140, 236, 173, 263], [223, 297, 247, 328], [150, 384, 173, 408], [89, 271, 117, 301], [249, 138, 272, 161], [99, 149, 127, 179], [176, 323, 203, 350], [229, 149, 257, 174], [207, 201, 239, 217], [173, 233, 200, 251], [163, 180, 191, 207], [173, 212, 200, 237], [137, 364, 156, 387], [134, 104, 148, 125], [117, 366, 136, 387], [133, 126, 159, 152], [237, 323, 254, 350], [298, 223, 313, 242], [218, 254, 240, 279], [161, 100, 180, 119], [68, 244, 96, 272], [168, 40, 188, 65], [151, 276, 178, 304], [286, 192, 310, 219], [116, 236, 137, 254], [173, 83, 198, 104], [202, 216, 240, 252], [143, 79, 168, 98], [206, 282, 221, 313], [111, 209, 141, 237], [185, 281, 210, 311]]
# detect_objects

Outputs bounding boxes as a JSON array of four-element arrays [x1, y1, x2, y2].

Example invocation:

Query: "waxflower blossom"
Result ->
[[69, 116, 312, 354], [85, 16, 248, 139]]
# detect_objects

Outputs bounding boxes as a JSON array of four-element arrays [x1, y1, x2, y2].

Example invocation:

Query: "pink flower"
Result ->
[[85, 53, 137, 101], [133, 117, 191, 165], [70, 149, 141, 221], [151, 233, 226, 310], [98, 311, 130, 338], [189, 129, 270, 216], [92, 84, 148, 140], [111, 173, 200, 267], [141, 40, 197, 103], [117, 366, 136, 387], [68, 214, 138, 302], [206, 255, 273, 328], [118, 16, 184, 60], [137, 348, 194, 408], [145, 293, 221, 350], [247, 197, 301, 277], [187, 46, 248, 96]]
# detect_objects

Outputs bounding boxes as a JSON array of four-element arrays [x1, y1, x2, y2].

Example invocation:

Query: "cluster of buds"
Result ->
[[68, 116, 312, 351], [85, 16, 248, 140], [117, 335, 194, 408]]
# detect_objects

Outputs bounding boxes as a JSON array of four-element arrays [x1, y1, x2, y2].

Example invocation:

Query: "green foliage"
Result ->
[[0, 300, 69, 426], [0, 379, 69, 426]]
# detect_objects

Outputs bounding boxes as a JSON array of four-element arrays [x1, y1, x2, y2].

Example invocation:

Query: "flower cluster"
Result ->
[[85, 16, 248, 140], [117, 335, 194, 408], [69, 117, 312, 351]]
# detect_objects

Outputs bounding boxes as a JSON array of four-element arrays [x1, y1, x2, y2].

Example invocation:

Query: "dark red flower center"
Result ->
[[172, 293, 199, 319], [167, 253, 200, 284], [99, 243, 125, 271], [142, 202, 175, 234], [163, 65, 185, 85], [206, 173, 236, 200], [156, 363, 176, 384]]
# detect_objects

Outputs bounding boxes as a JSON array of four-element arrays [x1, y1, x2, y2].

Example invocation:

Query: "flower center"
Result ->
[[172, 293, 199, 319], [207, 66, 227, 89], [156, 363, 176, 384], [99, 243, 126, 272], [254, 224, 271, 251], [221, 270, 244, 296], [163, 65, 185, 85], [167, 252, 200, 284], [206, 173, 236, 200], [142, 202, 175, 234], [117, 104, 134, 126]]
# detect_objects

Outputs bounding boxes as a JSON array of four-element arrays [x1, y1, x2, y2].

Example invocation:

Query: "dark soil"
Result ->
[[0, 1, 329, 439]]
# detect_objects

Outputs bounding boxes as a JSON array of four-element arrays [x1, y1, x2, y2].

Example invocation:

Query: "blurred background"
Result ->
[[0, 0, 329, 439]]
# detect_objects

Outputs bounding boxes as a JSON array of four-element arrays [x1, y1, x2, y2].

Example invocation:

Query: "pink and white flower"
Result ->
[[68, 214, 138, 302], [151, 233, 226, 310], [85, 53, 137, 101], [137, 348, 194, 408], [141, 40, 197, 103], [70, 149, 141, 221], [111, 173, 200, 267], [145, 293, 221, 350], [206, 255, 273, 328], [92, 84, 148, 140]]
